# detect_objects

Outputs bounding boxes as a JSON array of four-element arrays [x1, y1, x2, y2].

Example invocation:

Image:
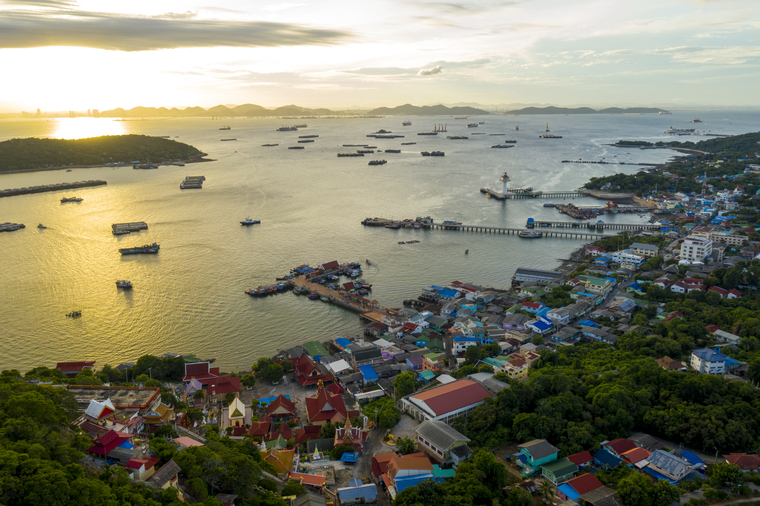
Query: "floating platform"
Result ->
[[0, 180, 107, 199], [112, 222, 148, 235], [0, 222, 25, 232], [180, 176, 205, 189]]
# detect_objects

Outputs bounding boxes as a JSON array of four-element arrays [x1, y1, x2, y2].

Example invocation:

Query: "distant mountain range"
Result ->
[[98, 103, 667, 118], [505, 106, 669, 115]]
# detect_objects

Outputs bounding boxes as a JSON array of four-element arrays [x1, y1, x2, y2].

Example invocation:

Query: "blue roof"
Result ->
[[531, 320, 553, 331], [593, 449, 622, 468], [118, 440, 135, 449], [643, 467, 678, 485], [395, 474, 434, 492], [514, 453, 527, 464], [692, 348, 728, 362], [725, 357, 741, 366], [338, 484, 377, 501], [454, 336, 479, 342], [558, 484, 580, 501], [359, 365, 378, 381], [578, 320, 598, 328], [679, 451, 705, 465], [335, 337, 352, 347], [440, 288, 459, 298], [257, 394, 292, 406], [340, 452, 358, 463], [431, 285, 445, 291]]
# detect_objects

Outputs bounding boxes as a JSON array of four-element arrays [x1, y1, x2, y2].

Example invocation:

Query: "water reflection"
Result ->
[[50, 118, 125, 139]]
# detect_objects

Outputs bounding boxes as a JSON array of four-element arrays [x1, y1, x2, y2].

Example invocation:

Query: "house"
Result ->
[[422, 353, 445, 373], [226, 397, 248, 429], [337, 482, 378, 505], [541, 458, 578, 484], [143, 403, 175, 426], [566, 451, 594, 469], [386, 455, 435, 495], [292, 354, 334, 387], [267, 394, 296, 420], [593, 449, 622, 470], [627, 432, 663, 452], [87, 429, 135, 457], [604, 438, 638, 457], [205, 376, 241, 403], [691, 348, 727, 374], [546, 308, 572, 326], [515, 439, 559, 476], [261, 448, 298, 474], [415, 420, 471, 464], [326, 359, 352, 377], [655, 356, 684, 371], [503, 313, 529, 330], [646, 450, 692, 482], [56, 361, 96, 378], [558, 473, 605, 502], [724, 453, 760, 472], [401, 379, 492, 423], [526, 316, 554, 335], [653, 278, 671, 288], [728, 289, 742, 299], [150, 459, 182, 494], [514, 268, 563, 283], [84, 398, 116, 422], [349, 347, 383, 369], [713, 329, 741, 344], [678, 451, 705, 471], [579, 486, 624, 506], [620, 448, 651, 468], [671, 278, 706, 294], [500, 356, 529, 381], [305, 381, 359, 425], [680, 236, 712, 262], [287, 471, 327, 489], [125, 457, 160, 481], [182, 361, 219, 382], [521, 301, 545, 314], [583, 326, 619, 345], [406, 356, 424, 370]]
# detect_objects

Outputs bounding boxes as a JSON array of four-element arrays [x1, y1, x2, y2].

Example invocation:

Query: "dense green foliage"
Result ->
[[363, 397, 401, 429], [452, 333, 760, 454], [0, 135, 203, 171]]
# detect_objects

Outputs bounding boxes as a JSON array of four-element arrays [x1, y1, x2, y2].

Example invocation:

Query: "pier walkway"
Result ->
[[0, 180, 107, 198], [529, 220, 660, 231], [480, 188, 581, 200]]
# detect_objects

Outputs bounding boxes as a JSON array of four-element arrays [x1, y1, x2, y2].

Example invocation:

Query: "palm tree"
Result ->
[[539, 479, 555, 503]]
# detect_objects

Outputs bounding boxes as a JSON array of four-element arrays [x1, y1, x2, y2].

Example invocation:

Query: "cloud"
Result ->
[[0, 0, 75, 6], [0, 10, 351, 51], [418, 65, 443, 76]]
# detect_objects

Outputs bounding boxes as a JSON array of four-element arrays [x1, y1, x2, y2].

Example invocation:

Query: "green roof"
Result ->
[[419, 370, 436, 381], [427, 339, 444, 352], [482, 357, 507, 367], [424, 352, 443, 360], [541, 458, 577, 476], [432, 465, 456, 479], [231, 408, 243, 417], [265, 434, 289, 450], [303, 341, 329, 357]]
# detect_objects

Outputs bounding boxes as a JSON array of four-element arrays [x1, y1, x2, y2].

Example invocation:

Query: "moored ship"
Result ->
[[402, 120, 412, 126], [119, 243, 159, 255], [519, 230, 543, 239], [116, 280, 132, 288], [241, 218, 261, 226]]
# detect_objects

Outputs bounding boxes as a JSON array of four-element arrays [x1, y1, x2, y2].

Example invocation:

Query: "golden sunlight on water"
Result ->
[[50, 118, 126, 139]]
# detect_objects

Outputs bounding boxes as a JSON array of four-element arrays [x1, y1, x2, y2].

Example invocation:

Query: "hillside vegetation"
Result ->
[[0, 135, 203, 171]]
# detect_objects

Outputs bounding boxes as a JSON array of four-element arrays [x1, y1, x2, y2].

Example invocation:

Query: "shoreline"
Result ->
[[0, 157, 216, 176]]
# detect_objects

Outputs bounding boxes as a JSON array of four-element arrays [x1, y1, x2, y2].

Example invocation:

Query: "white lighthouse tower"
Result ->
[[500, 172, 510, 195]]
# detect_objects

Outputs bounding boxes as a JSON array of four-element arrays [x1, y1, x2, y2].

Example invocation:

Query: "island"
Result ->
[[506, 106, 669, 115], [0, 135, 206, 173]]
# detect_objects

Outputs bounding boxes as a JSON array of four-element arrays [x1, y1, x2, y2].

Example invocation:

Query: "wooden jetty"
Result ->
[[529, 220, 660, 231], [0, 180, 107, 199], [112, 222, 148, 235]]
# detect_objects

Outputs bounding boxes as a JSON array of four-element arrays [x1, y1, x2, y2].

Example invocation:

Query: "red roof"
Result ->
[[326, 382, 345, 394], [605, 438, 637, 456], [565, 473, 604, 495], [293, 355, 333, 386], [621, 447, 651, 465], [372, 453, 396, 479], [288, 472, 326, 487], [321, 260, 340, 271], [409, 379, 492, 417], [267, 395, 296, 417], [205, 376, 241, 395], [56, 361, 95, 377], [87, 429, 134, 455], [126, 457, 159, 470], [270, 422, 294, 441], [183, 362, 219, 382], [295, 425, 321, 444], [709, 286, 728, 296], [522, 302, 541, 309], [566, 451, 594, 466], [705, 325, 720, 333], [729, 289, 742, 297], [248, 421, 273, 437], [306, 384, 353, 423], [725, 453, 760, 470]]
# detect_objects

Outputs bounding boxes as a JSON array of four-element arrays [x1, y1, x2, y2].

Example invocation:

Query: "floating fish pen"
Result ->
[[262, 144, 279, 147], [0, 222, 25, 232], [112, 222, 148, 235], [288, 146, 305, 150], [384, 149, 401, 153], [368, 160, 387, 166], [180, 176, 205, 189], [491, 145, 514, 149], [505, 140, 517, 143], [220, 138, 237, 141], [357, 150, 374, 154], [343, 144, 369, 147], [421, 151, 445, 157], [401, 142, 416, 145], [417, 132, 438, 136], [298, 135, 319, 138], [338, 153, 364, 157], [446, 136, 468, 140], [367, 134, 404, 139], [0, 180, 107, 199], [298, 140, 315, 143]]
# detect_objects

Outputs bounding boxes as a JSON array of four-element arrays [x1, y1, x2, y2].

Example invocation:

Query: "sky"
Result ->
[[1, 0, 759, 112]]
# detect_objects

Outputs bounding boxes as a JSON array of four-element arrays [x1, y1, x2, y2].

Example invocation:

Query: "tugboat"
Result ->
[[240, 218, 261, 226], [116, 280, 132, 288]]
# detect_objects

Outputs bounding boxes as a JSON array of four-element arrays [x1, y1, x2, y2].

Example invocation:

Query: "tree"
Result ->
[[617, 472, 654, 506], [709, 462, 743, 488], [194, 389, 206, 400], [149, 437, 177, 465], [242, 374, 256, 387], [281, 483, 307, 497], [378, 407, 400, 428], [505, 486, 534, 506], [144, 378, 163, 389], [99, 364, 124, 383], [532, 335, 544, 346], [464, 345, 482, 365], [397, 436, 416, 455], [394, 371, 415, 398], [539, 479, 555, 502], [263, 363, 284, 384]]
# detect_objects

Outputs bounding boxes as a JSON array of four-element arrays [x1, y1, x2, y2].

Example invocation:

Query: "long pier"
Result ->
[[362, 218, 611, 240], [480, 188, 582, 200], [0, 180, 107, 198], [529, 220, 660, 231], [561, 160, 661, 166]]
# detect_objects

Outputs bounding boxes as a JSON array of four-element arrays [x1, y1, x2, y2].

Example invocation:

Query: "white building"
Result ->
[[680, 237, 712, 263], [629, 242, 660, 258], [690, 348, 727, 374], [610, 250, 645, 266]]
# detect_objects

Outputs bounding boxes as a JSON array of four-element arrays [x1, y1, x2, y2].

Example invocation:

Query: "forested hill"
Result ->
[[366, 104, 489, 116], [683, 131, 760, 155], [0, 135, 204, 172], [506, 106, 668, 114]]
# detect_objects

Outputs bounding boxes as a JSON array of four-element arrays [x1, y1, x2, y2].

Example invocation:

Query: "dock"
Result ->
[[0, 222, 25, 232], [561, 160, 661, 166], [180, 176, 205, 189], [0, 180, 107, 199], [480, 188, 582, 200], [528, 220, 660, 231], [112, 222, 148, 235], [361, 218, 613, 240], [288, 275, 380, 314]]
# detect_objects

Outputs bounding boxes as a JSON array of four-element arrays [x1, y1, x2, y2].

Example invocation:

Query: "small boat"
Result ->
[[116, 280, 132, 288], [398, 241, 405, 245], [402, 120, 412, 126], [366, 259, 371, 265], [241, 218, 261, 226], [465, 249, 469, 254], [519, 230, 543, 239], [66, 311, 82, 318], [320, 296, 329, 302], [66, 169, 72, 172], [37, 224, 47, 229], [219, 126, 231, 130], [543, 203, 555, 208], [514, 125, 519, 130]]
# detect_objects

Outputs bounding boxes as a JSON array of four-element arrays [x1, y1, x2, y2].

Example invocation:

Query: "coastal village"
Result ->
[[6, 132, 760, 506]]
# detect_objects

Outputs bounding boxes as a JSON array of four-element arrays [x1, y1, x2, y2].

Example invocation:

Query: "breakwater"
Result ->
[[0, 180, 107, 198]]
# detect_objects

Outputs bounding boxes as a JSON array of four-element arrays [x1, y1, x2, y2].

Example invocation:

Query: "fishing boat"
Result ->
[[219, 126, 231, 130], [66, 311, 82, 318], [320, 296, 329, 302], [61, 197, 83, 203], [402, 120, 411, 126], [519, 230, 543, 239], [240, 218, 261, 226], [116, 280, 132, 288], [515, 125, 519, 130], [37, 224, 47, 229], [543, 203, 555, 208], [465, 249, 469, 254]]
